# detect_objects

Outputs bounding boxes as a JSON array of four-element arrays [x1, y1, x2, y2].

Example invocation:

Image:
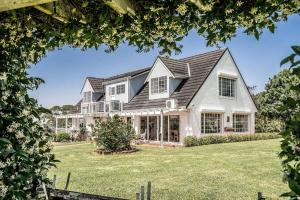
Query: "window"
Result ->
[[116, 84, 125, 94], [201, 113, 222, 134], [233, 114, 248, 132], [83, 92, 91, 102], [109, 87, 115, 96], [219, 77, 236, 97], [151, 76, 167, 94]]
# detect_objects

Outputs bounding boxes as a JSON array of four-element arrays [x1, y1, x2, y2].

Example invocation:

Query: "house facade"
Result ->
[[55, 49, 257, 144]]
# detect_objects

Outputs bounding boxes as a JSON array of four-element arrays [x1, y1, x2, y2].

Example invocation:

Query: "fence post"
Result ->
[[64, 172, 71, 190], [52, 175, 56, 189], [147, 181, 151, 200], [136, 192, 140, 200], [258, 192, 264, 200], [141, 186, 144, 200]]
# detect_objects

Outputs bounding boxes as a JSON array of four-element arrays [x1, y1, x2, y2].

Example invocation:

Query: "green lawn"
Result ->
[[49, 139, 287, 200]]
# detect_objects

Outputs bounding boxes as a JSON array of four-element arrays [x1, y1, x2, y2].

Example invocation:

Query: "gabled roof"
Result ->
[[159, 56, 189, 78], [123, 49, 226, 110], [104, 67, 151, 82], [84, 77, 105, 92]]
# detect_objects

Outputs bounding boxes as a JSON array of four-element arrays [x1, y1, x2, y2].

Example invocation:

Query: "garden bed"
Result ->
[[94, 148, 138, 155]]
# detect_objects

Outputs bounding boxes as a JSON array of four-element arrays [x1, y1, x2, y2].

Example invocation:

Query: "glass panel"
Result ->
[[149, 116, 158, 140], [116, 84, 125, 94], [219, 77, 235, 97], [169, 115, 180, 142], [233, 114, 248, 132], [159, 76, 167, 93], [140, 117, 147, 138], [201, 113, 221, 134]]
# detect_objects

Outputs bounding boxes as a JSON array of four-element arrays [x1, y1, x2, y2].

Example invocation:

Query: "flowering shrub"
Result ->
[[92, 115, 136, 152]]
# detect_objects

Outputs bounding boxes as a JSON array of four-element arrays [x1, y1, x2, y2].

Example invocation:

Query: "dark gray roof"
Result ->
[[159, 56, 189, 78], [123, 49, 226, 110], [86, 77, 105, 92], [105, 67, 151, 82]]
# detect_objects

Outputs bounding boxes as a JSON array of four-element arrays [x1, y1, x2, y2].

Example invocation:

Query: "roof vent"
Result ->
[[187, 63, 191, 77]]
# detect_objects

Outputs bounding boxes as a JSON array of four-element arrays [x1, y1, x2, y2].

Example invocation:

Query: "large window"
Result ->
[[201, 113, 222, 134], [116, 84, 125, 94], [233, 114, 248, 132], [219, 77, 236, 97], [83, 92, 91, 102], [109, 87, 115, 96], [151, 76, 167, 94]]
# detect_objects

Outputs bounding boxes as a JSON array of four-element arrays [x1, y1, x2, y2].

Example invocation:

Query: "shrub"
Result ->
[[92, 115, 136, 152], [184, 133, 281, 147], [184, 136, 198, 147], [55, 132, 71, 142]]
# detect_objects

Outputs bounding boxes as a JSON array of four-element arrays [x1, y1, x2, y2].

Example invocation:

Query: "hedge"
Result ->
[[184, 133, 281, 147]]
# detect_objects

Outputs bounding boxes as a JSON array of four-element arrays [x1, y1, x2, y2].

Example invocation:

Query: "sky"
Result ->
[[28, 15, 300, 108]]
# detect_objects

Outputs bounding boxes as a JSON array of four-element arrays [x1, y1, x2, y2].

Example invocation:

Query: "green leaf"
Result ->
[[280, 54, 296, 66], [292, 46, 300, 55], [0, 138, 11, 145]]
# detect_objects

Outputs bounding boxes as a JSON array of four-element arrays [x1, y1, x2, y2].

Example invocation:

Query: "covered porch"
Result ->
[[54, 114, 86, 134], [117, 109, 188, 144]]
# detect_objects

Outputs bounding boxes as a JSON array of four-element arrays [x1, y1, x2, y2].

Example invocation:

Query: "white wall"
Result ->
[[81, 79, 94, 94], [105, 80, 129, 103], [187, 50, 257, 136]]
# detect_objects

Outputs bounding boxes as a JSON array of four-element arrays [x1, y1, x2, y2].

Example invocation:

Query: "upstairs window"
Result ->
[[219, 77, 236, 97], [151, 76, 167, 94], [83, 92, 91, 102], [116, 84, 125, 94], [109, 87, 115, 96]]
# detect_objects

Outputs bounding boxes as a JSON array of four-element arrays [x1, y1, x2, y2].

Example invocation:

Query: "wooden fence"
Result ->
[[41, 172, 151, 200]]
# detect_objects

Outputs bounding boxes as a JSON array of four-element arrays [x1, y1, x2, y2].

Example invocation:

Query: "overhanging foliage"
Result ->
[[0, 0, 300, 199]]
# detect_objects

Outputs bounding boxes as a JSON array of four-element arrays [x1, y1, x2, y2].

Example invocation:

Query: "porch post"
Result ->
[[146, 116, 149, 141], [160, 109, 163, 148], [55, 117, 58, 134], [156, 116, 159, 141], [65, 117, 68, 133], [167, 115, 170, 142]]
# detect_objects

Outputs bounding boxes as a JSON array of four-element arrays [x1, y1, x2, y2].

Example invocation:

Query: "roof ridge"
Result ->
[[178, 48, 227, 61]]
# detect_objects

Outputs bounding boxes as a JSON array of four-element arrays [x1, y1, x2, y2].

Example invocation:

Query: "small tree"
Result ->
[[92, 115, 136, 152]]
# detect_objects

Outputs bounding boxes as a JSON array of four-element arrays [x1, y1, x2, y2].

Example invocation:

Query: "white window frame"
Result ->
[[219, 77, 236, 97], [83, 91, 92, 102], [151, 76, 167, 94], [109, 87, 115, 96], [116, 84, 125, 94], [233, 114, 249, 132], [201, 113, 222, 134]]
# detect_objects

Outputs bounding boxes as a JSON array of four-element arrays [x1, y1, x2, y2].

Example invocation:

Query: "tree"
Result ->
[[0, 0, 299, 199], [254, 92, 283, 133], [92, 115, 135, 152], [261, 69, 300, 120], [278, 46, 300, 198]]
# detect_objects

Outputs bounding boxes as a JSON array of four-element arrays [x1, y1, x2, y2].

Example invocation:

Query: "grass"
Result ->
[[49, 139, 287, 200]]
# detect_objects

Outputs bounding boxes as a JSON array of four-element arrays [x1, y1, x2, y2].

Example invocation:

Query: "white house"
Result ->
[[55, 49, 257, 144]]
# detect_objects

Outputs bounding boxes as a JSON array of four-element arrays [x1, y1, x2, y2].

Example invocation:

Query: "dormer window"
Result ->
[[219, 77, 236, 97], [151, 76, 167, 94], [109, 87, 115, 96], [116, 84, 125, 94], [83, 92, 91, 102]]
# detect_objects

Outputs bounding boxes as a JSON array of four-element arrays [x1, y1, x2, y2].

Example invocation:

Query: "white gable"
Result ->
[[187, 49, 257, 134], [145, 58, 174, 100], [81, 79, 94, 94], [145, 57, 174, 83]]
